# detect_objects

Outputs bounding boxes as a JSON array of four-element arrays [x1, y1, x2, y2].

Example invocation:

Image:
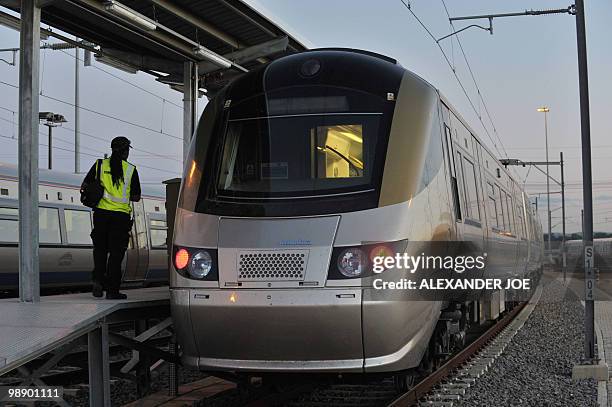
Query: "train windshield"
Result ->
[[216, 113, 381, 198], [188, 85, 395, 216]]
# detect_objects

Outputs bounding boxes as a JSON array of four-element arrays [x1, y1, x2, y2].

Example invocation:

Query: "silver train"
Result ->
[[0, 162, 168, 290], [170, 49, 543, 379]]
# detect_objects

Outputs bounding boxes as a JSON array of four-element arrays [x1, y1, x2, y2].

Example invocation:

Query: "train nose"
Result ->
[[172, 215, 371, 371], [177, 287, 365, 372]]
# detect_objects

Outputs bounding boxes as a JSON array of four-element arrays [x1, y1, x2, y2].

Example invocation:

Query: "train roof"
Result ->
[[0, 162, 165, 199]]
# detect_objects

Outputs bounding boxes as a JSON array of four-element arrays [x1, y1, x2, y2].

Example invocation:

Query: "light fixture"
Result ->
[[38, 112, 67, 126], [149, 70, 169, 77], [95, 54, 138, 74], [104, 1, 157, 31], [193, 45, 232, 69], [537, 106, 550, 113]]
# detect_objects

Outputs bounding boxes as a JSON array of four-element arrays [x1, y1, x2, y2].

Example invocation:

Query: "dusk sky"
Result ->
[[0, 0, 611, 234]]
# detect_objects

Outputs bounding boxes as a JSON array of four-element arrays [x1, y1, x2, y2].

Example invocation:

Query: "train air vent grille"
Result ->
[[237, 250, 309, 281]]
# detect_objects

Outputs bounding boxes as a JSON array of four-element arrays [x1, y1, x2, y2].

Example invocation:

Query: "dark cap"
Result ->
[[111, 136, 132, 151]]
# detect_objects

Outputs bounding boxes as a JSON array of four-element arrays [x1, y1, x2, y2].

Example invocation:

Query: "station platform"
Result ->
[[562, 273, 612, 406], [0, 286, 170, 376], [596, 302, 612, 406]]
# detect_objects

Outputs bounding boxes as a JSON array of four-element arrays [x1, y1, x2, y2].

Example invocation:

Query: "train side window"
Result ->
[[0, 218, 17, 242], [0, 207, 18, 242], [487, 182, 498, 228], [65, 209, 92, 244], [505, 193, 515, 235], [494, 185, 505, 231], [150, 219, 167, 248], [455, 151, 468, 218], [516, 205, 525, 239], [0, 188, 8, 196], [0, 207, 18, 216], [502, 192, 511, 232], [462, 156, 480, 221], [444, 125, 462, 220], [150, 229, 167, 247], [39, 207, 61, 244]]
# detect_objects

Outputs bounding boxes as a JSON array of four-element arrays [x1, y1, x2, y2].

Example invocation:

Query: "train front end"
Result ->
[[171, 50, 448, 373]]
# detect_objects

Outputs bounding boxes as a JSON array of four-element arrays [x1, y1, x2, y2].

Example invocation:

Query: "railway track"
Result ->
[[128, 292, 540, 407], [388, 298, 535, 406]]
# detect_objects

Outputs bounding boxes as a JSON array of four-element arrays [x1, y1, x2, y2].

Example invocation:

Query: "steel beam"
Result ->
[[198, 36, 288, 74], [182, 61, 198, 163], [148, 0, 241, 49], [108, 333, 179, 364], [88, 325, 110, 407], [74, 39, 80, 173], [18, 0, 40, 303], [135, 320, 151, 398], [102, 48, 183, 75]]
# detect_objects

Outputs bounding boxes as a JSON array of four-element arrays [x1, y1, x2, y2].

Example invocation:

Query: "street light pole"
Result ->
[[47, 124, 52, 170], [39, 112, 67, 171], [561, 151, 566, 281]]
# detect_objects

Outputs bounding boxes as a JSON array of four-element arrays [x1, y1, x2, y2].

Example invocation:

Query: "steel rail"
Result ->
[[388, 301, 527, 407]]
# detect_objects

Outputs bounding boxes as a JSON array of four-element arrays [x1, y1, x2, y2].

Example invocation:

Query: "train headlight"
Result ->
[[337, 248, 368, 278], [175, 248, 190, 270], [189, 250, 213, 279]]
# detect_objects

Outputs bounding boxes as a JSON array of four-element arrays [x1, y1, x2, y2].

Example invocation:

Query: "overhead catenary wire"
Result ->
[[0, 80, 182, 141], [0, 105, 181, 163], [55, 48, 183, 110], [440, 0, 509, 160], [56, 125, 181, 162], [0, 116, 179, 176], [398, 0, 505, 160]]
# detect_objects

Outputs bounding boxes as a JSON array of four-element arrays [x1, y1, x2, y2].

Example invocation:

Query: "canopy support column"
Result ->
[[18, 0, 41, 303]]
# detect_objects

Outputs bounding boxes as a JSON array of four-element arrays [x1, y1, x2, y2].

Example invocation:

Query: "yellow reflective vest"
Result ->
[[96, 158, 135, 214]]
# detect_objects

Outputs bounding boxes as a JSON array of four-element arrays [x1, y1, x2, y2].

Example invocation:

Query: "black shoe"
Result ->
[[92, 283, 103, 298], [106, 291, 127, 300]]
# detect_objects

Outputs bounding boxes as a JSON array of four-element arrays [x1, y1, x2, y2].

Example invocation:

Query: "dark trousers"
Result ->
[[91, 208, 131, 293]]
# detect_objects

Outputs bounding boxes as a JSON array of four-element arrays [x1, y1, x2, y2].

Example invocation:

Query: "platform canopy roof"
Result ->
[[1, 0, 309, 95]]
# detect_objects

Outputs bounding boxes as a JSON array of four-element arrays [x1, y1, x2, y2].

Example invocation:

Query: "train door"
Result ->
[[123, 201, 150, 282]]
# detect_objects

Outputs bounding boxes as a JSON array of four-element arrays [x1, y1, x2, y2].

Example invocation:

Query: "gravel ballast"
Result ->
[[456, 276, 598, 407]]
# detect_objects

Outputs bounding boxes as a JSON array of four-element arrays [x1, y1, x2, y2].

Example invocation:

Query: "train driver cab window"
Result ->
[[65, 209, 92, 244], [217, 115, 378, 198], [314, 124, 364, 179], [0, 207, 18, 242], [39, 207, 61, 244]]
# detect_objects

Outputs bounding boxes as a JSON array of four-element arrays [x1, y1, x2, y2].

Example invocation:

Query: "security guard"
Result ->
[[81, 136, 141, 299]]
